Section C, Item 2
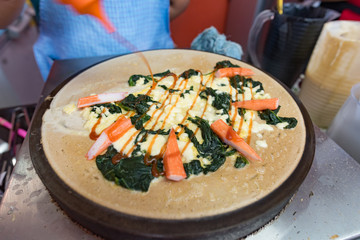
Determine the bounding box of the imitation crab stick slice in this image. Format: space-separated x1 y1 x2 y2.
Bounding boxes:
210 119 262 163
86 131 111 160
232 98 279 111
215 67 254 78
106 117 133 142
163 128 187 181
77 92 128 108
86 117 132 160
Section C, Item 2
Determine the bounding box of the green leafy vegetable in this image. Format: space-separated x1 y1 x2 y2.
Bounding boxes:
183 160 203 177
169 89 180 93
119 94 157 115
258 106 298 129
114 156 154 192
128 70 171 86
230 75 264 94
214 60 240 69
128 75 152 86
134 128 170 144
180 86 194 98
225 148 237 157
243 77 264 93
238 108 246 117
90 103 122 117
96 146 118 181
96 146 154 192
158 85 179 93
229 75 245 94
234 156 249 168
180 69 199 79
130 114 151 130
200 87 231 116
131 144 143 156
158 85 168 90
154 70 171 78
180 117 228 175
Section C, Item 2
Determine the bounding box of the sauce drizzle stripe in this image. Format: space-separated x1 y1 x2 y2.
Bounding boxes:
119 75 173 155
236 77 246 135
231 76 239 126
146 77 189 157
174 72 210 132
124 74 178 156
246 81 254 144
89 108 106 140
180 73 215 155
247 112 254 144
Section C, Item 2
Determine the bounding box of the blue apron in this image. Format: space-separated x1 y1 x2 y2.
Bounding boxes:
33 0 174 80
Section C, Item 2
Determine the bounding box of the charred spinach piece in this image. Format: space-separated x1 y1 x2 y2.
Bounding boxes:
180 117 227 176
243 77 264 93
130 114 151 130
90 103 122 117
158 84 168 90
154 70 171 78
234 156 249 168
96 146 154 192
134 128 170 145
114 156 154 192
180 86 194 98
230 75 264 94
184 160 203 177
128 70 171 86
180 69 200 79
258 106 298 129
214 60 240 69
200 87 231 116
96 146 118 181
238 108 246 117
230 75 245 94
119 94 157 115
128 74 152 86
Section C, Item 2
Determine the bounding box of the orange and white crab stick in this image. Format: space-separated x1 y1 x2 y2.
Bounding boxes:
215 67 254 78
232 98 279 111
77 92 128 108
163 128 187 181
210 119 262 163
86 116 132 160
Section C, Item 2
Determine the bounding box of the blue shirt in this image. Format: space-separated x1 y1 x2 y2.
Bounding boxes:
33 0 174 80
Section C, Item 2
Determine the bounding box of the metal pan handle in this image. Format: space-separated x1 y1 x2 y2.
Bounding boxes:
247 10 274 68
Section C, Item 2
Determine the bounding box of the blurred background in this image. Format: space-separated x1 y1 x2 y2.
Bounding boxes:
0 0 302 109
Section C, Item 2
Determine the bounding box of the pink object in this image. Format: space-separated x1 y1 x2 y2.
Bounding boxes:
0 117 27 138
77 92 128 108
86 131 111 160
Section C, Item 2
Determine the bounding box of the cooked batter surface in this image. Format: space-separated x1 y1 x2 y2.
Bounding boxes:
41 50 305 219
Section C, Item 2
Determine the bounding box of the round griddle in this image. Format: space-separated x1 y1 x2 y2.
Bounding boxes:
29 49 315 239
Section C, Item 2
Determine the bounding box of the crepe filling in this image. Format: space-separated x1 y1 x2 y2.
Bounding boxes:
77 60 298 192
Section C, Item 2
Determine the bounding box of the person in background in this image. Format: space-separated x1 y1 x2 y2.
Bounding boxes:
0 0 189 81
0 0 26 28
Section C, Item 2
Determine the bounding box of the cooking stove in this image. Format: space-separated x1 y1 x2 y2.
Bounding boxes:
0 104 35 198
0 56 359 239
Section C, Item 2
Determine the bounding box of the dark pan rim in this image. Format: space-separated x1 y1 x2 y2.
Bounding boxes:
29 49 315 239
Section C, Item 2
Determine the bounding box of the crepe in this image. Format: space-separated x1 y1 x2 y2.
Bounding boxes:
41 50 306 219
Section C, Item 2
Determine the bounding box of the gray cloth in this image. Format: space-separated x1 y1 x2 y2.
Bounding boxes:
191 26 243 60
